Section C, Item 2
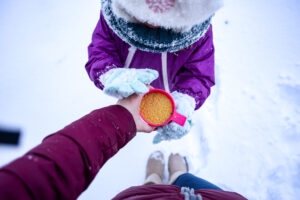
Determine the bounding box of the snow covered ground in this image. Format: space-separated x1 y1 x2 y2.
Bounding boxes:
0 0 299 199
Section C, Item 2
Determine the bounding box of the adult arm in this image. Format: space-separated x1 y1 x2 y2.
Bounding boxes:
0 105 137 200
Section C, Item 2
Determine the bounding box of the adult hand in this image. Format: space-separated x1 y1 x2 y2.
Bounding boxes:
117 93 155 133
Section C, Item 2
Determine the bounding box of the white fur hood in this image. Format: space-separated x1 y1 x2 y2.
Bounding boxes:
112 0 223 32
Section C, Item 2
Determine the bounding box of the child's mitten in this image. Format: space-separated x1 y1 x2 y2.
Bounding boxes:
153 91 196 144
100 68 158 99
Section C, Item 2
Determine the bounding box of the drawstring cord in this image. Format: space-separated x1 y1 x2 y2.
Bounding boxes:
124 46 137 68
124 46 170 92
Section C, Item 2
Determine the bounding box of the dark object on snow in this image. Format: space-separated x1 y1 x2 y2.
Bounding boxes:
0 127 21 145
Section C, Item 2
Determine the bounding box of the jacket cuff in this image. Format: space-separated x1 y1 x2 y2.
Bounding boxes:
94 64 117 90
176 88 207 110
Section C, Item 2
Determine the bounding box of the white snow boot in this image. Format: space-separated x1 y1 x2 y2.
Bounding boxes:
144 151 165 185
168 153 188 184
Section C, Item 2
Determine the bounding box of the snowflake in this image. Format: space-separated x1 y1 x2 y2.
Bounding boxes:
146 0 175 13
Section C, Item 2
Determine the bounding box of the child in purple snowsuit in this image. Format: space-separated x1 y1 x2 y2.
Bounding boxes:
85 0 223 143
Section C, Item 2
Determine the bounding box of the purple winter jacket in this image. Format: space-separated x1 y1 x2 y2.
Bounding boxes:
85 13 215 110
0 105 246 200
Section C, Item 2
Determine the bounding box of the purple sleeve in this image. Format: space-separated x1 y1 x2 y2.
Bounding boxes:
173 26 215 110
0 105 136 200
85 13 124 89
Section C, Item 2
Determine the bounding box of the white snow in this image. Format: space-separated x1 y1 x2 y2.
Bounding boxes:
0 0 299 199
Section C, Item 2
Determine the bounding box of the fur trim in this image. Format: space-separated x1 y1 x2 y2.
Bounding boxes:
101 0 212 53
144 173 163 185
169 171 186 184
112 0 223 32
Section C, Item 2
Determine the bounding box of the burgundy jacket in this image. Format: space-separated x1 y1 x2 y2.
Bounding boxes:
0 105 246 200
85 13 215 109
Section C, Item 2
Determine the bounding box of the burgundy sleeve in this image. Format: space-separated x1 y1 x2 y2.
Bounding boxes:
0 105 136 200
173 25 215 110
198 189 248 200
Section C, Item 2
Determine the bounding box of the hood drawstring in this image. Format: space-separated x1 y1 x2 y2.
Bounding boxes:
124 46 137 68
124 47 170 92
161 52 170 93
